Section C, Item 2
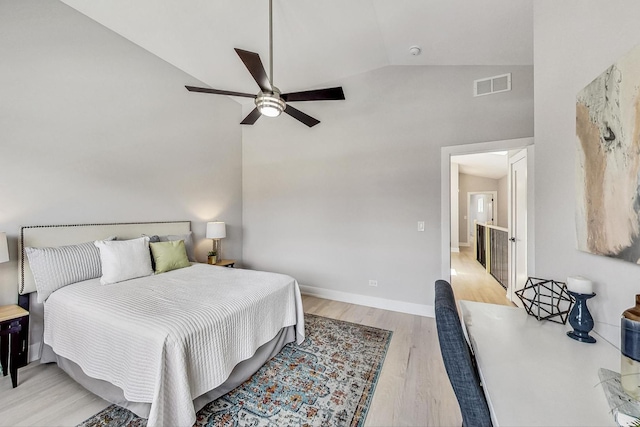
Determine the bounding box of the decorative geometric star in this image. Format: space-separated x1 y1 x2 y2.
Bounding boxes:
515 277 574 324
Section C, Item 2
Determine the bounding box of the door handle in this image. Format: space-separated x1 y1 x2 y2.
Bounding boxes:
509 237 516 242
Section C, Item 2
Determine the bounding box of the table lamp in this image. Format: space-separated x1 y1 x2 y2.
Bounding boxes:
206 222 226 262
0 232 8 264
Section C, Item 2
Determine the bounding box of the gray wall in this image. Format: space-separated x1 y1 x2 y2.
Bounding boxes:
534 0 640 345
243 65 533 307
458 173 504 245
0 1 243 306
497 175 508 229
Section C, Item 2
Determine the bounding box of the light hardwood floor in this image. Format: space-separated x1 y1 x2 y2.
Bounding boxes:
0 296 463 427
451 246 513 306
303 296 461 427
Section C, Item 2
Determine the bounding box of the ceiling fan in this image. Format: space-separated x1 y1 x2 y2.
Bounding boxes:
185 0 345 128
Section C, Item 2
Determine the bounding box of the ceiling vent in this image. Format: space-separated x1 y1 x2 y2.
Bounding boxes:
474 73 511 97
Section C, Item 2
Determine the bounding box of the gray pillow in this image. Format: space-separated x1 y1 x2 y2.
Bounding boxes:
158 232 195 262
25 239 112 302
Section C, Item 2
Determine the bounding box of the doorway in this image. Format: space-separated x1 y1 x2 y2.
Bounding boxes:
440 138 534 305
467 191 497 244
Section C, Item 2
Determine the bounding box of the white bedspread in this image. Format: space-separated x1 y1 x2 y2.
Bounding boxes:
43 264 305 427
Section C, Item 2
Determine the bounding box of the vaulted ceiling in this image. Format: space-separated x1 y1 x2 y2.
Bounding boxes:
60 0 533 95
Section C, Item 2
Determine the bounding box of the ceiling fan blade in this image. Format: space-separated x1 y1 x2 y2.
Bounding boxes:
240 108 262 125
185 86 256 98
234 48 272 93
281 87 345 102
284 105 320 127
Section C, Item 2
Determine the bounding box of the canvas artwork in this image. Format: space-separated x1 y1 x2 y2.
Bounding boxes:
576 44 640 263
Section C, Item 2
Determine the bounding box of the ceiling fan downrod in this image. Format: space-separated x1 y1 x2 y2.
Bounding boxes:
255 0 284 117
269 0 274 89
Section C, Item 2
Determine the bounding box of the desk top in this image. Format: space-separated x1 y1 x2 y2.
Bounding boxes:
459 300 618 427
0 305 29 323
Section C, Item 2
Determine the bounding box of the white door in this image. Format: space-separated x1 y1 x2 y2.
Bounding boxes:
508 150 527 304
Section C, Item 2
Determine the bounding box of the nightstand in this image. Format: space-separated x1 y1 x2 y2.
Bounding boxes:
0 304 29 388
215 259 235 268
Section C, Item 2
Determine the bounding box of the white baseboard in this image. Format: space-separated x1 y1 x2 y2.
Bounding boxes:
451 247 460 253
299 285 434 318
459 242 470 247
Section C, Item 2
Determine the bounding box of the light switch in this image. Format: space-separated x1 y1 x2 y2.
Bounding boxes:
418 221 425 232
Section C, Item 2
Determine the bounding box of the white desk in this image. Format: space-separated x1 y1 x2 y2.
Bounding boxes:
459 300 619 426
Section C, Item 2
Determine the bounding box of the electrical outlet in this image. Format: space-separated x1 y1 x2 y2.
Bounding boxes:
418 221 425 232
369 279 378 287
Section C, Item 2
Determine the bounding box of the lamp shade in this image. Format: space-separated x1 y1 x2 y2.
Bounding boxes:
0 232 9 264
206 222 226 239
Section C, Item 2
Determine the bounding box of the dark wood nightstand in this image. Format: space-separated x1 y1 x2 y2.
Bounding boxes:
214 259 235 268
0 304 29 388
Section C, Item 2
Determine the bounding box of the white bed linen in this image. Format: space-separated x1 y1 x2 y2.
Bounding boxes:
43 264 305 427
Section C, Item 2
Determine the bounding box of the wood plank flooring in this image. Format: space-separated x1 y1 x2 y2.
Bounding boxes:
0 255 509 427
451 246 513 306
303 296 461 427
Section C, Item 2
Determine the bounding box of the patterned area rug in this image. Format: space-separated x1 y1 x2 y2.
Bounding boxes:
77 313 392 427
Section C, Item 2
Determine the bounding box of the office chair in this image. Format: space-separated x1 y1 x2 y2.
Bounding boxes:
435 279 492 427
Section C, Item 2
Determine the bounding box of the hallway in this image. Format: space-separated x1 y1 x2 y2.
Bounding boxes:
451 246 513 306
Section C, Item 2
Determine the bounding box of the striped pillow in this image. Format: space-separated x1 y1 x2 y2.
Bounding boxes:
26 240 109 302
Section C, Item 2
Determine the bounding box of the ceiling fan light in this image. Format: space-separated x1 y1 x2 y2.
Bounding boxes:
255 92 286 117
259 104 282 117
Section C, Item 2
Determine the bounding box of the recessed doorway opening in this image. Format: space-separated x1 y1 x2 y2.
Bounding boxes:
441 138 534 306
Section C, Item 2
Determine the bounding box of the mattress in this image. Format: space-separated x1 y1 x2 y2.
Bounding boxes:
43 264 305 427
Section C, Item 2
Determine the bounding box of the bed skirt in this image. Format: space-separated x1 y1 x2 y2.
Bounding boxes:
41 325 296 419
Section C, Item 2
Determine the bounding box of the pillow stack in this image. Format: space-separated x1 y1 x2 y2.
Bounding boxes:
26 231 195 302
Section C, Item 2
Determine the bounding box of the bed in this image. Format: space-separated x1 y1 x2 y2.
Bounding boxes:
18 221 305 427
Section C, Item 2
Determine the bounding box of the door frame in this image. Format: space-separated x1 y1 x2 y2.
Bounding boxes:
441 137 535 281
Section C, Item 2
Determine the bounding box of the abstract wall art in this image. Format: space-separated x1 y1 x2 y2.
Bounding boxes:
576 44 640 263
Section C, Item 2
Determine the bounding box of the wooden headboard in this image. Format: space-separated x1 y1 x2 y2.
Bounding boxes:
19 221 191 295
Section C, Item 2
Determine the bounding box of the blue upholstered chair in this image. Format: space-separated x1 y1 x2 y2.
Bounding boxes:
435 279 492 427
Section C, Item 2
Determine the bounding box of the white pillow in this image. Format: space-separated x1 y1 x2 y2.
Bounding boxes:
26 240 108 302
94 236 153 285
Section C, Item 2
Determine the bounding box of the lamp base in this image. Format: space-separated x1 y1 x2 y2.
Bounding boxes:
566 330 596 343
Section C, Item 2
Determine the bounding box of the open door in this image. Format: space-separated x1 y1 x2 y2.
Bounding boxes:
508 149 527 305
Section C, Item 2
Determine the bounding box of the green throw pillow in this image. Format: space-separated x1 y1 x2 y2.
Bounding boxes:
150 240 191 274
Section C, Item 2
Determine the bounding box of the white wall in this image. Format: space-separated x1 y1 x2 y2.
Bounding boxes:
243 64 533 311
0 1 243 306
534 0 640 345
497 175 508 229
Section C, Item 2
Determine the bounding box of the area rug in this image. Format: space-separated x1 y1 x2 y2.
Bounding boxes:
77 313 392 427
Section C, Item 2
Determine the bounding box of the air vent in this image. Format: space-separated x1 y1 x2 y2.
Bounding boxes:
474 73 512 97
